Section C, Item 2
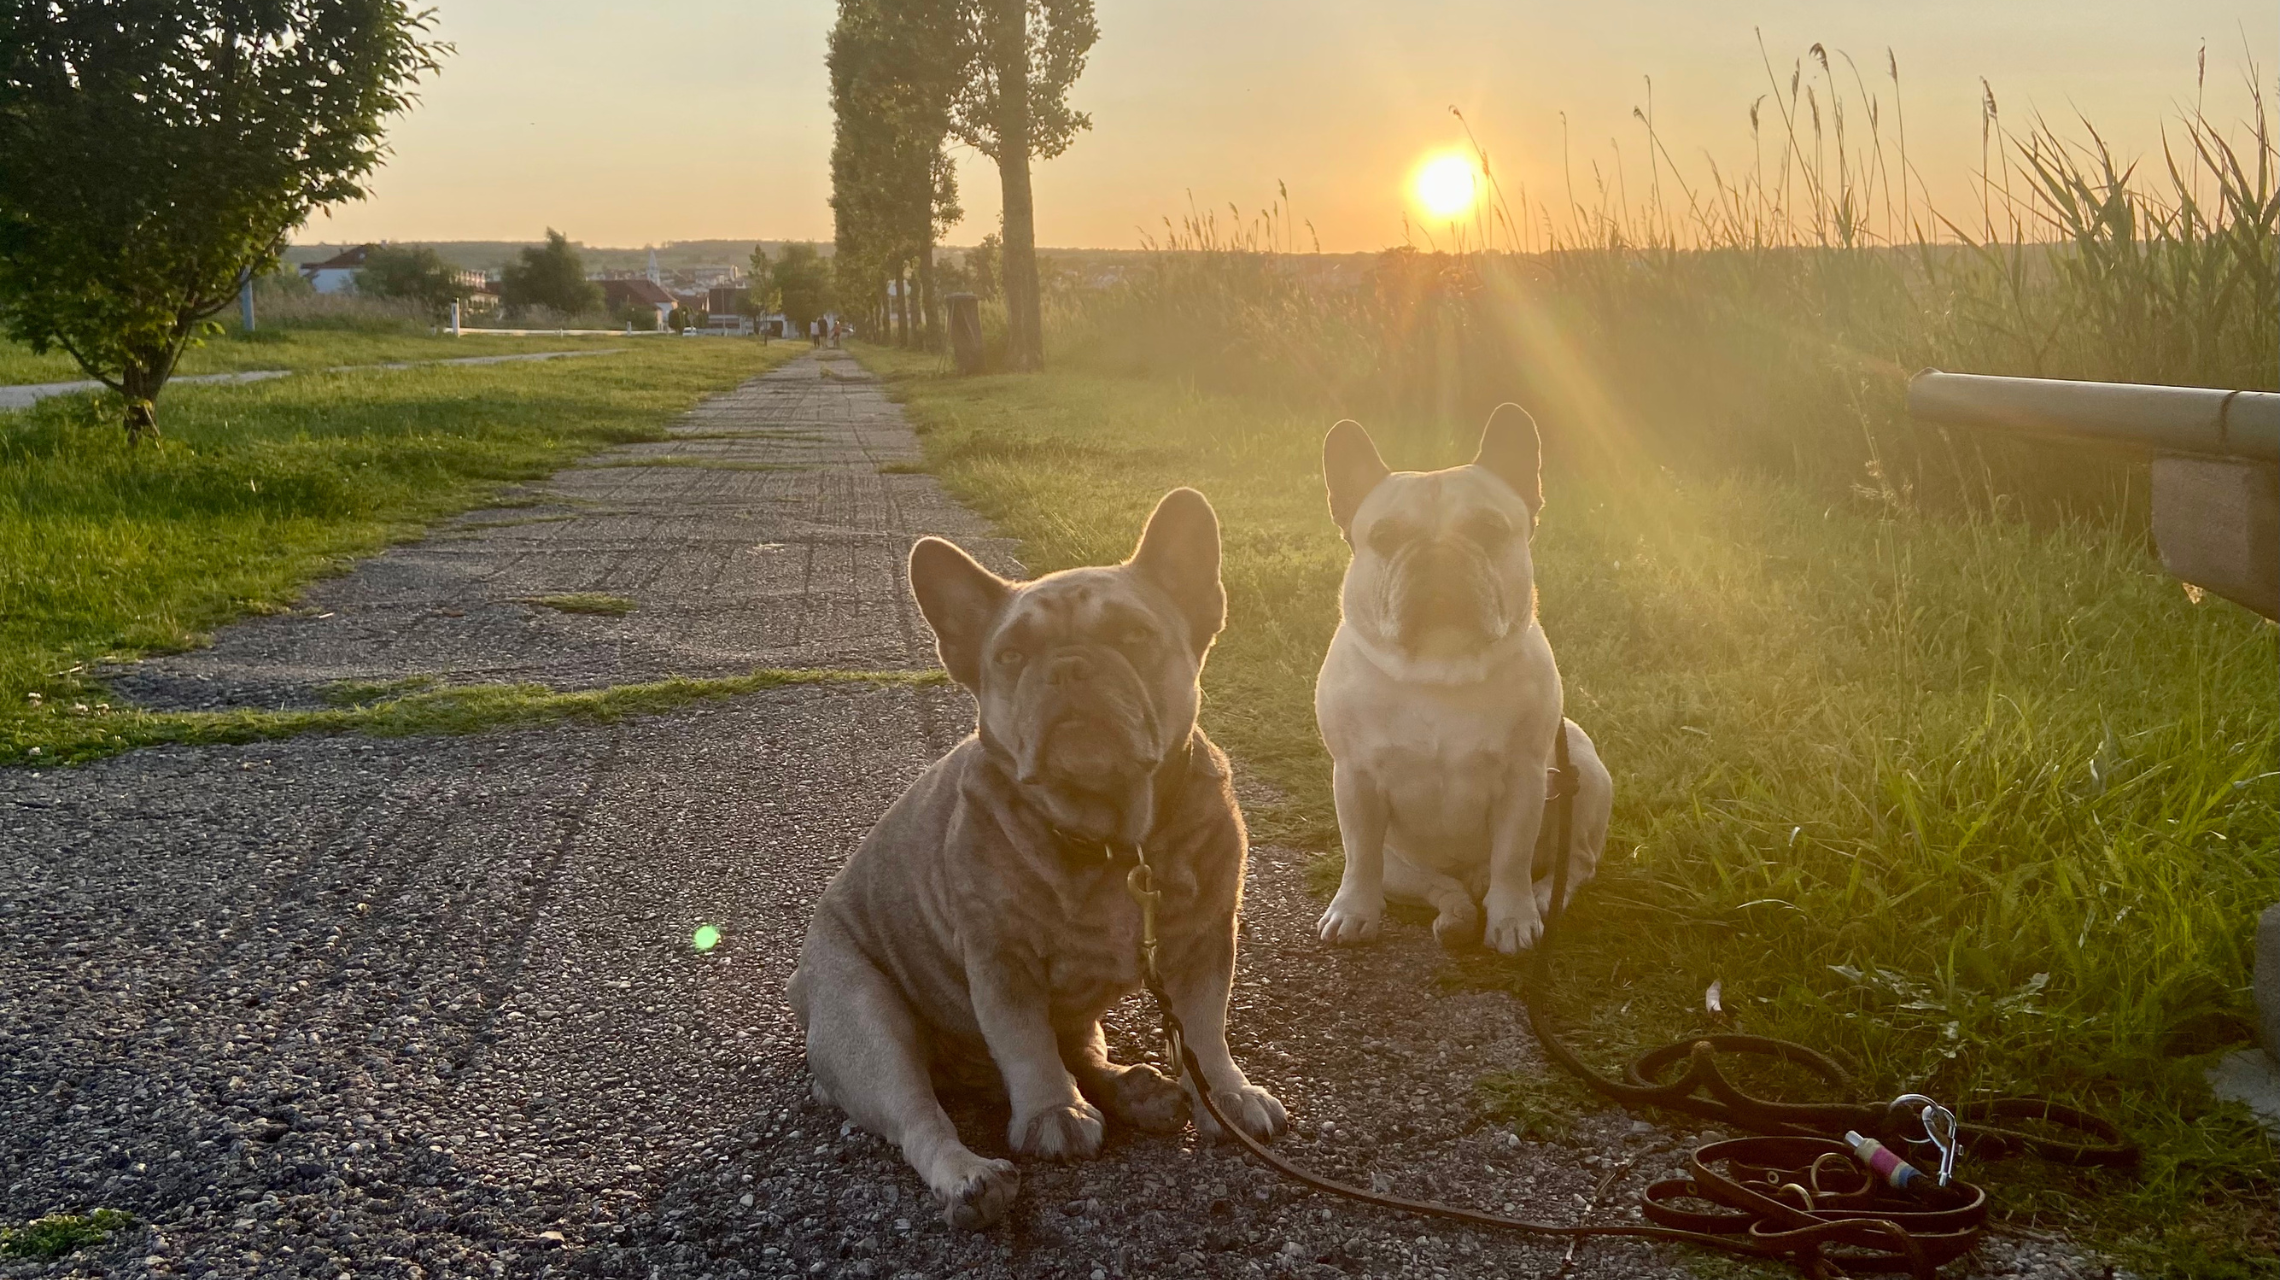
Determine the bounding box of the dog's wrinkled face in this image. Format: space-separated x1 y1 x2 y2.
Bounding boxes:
1324 404 1542 662
909 489 1224 844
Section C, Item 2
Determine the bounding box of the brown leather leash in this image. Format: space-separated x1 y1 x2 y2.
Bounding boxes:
1123 721 2137 1279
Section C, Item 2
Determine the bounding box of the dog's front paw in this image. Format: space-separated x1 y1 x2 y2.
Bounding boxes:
1316 892 1384 945
1011 1101 1105 1160
1194 1083 1287 1143
937 1156 1020 1230
1101 1062 1189 1133
1482 890 1544 955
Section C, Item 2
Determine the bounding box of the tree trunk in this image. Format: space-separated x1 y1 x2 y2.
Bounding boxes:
995 0 1043 371
896 266 912 347
119 349 176 444
918 240 939 354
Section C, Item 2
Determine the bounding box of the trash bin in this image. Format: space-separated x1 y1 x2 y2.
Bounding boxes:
946 292 983 375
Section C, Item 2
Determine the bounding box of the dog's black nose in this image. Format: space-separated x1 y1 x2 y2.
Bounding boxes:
1046 652 1094 686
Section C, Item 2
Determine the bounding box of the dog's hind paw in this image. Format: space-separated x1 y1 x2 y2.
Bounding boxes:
1011 1101 1105 1160
938 1157 1020 1230
1431 901 1483 951
1101 1062 1189 1133
1195 1084 1287 1143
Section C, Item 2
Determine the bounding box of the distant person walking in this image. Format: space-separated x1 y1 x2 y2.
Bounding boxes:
808 319 820 346
829 319 842 348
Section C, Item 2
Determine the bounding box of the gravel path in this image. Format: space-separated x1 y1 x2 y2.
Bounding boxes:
4 351 2110 1279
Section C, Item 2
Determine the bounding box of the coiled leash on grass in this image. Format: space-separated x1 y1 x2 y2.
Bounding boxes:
1126 721 2138 1280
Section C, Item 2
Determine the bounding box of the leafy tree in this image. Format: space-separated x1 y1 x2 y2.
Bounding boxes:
499 230 600 317
949 0 1096 370
828 0 963 349
742 246 782 340
0 0 445 440
770 243 833 336
356 243 467 316
966 233 1001 300
745 245 783 319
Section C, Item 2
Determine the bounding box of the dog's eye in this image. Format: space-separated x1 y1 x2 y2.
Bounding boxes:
993 648 1025 668
1462 511 1513 546
1116 625 1155 648
1366 518 1414 556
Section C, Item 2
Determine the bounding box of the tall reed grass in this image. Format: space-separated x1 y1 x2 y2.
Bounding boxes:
1053 44 2279 511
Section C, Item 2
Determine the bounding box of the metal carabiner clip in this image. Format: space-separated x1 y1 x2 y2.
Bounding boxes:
1891 1093 1960 1187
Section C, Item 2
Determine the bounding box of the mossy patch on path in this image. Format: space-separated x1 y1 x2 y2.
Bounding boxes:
8 668 944 767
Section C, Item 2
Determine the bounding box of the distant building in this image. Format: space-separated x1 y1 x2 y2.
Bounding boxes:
299 245 371 294
597 278 676 331
459 271 500 314
707 286 750 316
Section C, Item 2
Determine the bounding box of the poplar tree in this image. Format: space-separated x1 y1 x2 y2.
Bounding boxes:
949 0 1095 371
828 0 963 349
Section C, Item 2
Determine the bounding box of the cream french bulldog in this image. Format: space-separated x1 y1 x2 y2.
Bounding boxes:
788 489 1285 1231
1313 404 1614 955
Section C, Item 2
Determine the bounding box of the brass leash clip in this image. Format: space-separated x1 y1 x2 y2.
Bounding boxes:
1123 844 1184 1079
1125 852 1162 985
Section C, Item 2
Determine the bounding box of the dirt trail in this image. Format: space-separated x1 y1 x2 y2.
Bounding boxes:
2 351 2100 1280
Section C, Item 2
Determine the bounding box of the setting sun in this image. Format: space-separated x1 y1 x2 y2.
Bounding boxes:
1413 152 1479 220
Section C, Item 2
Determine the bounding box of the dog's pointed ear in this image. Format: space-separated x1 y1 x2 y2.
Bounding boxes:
1128 487 1224 653
1474 402 1542 519
909 536 1011 688
1324 419 1390 537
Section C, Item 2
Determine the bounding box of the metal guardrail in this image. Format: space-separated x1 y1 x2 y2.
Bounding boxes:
1906 369 2279 620
1908 371 2280 462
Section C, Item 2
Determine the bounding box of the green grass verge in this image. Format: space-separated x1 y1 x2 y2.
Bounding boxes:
853 342 2278 1274
10 669 945 767
0 327 648 386
1 337 797 756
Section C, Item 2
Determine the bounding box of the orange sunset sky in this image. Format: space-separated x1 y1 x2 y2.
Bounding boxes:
308 1 2278 251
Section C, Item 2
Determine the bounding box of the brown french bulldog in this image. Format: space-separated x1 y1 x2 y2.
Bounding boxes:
787 489 1285 1230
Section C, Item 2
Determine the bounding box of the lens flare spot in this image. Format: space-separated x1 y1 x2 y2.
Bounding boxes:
1414 153 1479 219
691 924 721 952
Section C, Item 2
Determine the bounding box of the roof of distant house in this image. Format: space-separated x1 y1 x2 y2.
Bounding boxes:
597 278 675 307
302 245 372 272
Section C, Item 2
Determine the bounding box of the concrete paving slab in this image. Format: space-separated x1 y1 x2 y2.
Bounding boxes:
2208 1049 2280 1135
107 353 1018 711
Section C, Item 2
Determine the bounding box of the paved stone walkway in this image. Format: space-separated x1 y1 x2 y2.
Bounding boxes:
1 352 2100 1280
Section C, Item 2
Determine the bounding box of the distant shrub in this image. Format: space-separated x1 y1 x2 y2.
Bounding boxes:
251 289 431 333
356 244 469 318
500 230 601 317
